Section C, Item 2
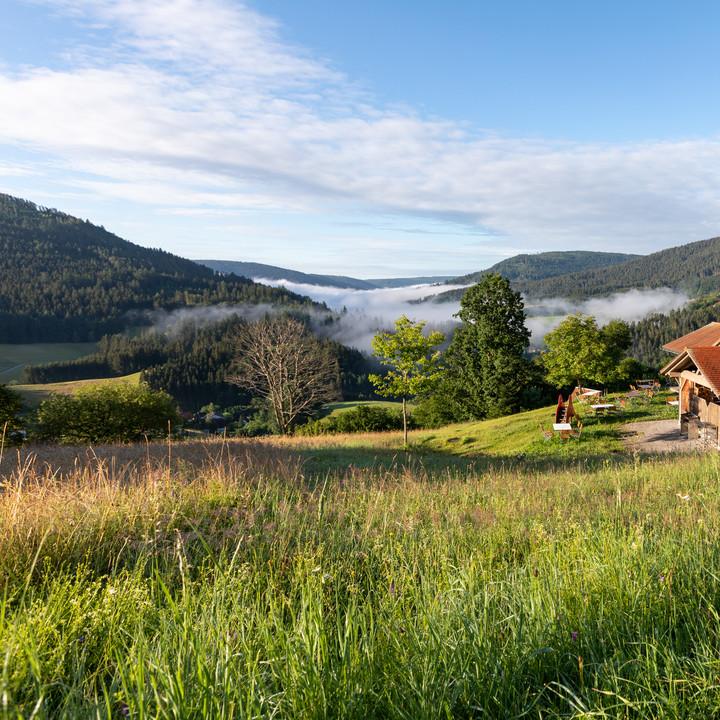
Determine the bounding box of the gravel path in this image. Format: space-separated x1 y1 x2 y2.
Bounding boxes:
621 419 703 454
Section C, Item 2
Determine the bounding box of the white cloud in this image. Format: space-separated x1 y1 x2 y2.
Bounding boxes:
3 0 720 259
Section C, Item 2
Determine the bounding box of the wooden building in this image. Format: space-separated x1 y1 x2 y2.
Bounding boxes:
660 323 720 444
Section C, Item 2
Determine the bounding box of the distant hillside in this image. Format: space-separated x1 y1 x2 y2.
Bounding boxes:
434 251 639 302
0 194 317 343
517 237 720 299
454 251 638 285
198 260 376 290
365 275 454 288
434 238 720 303
199 259 452 290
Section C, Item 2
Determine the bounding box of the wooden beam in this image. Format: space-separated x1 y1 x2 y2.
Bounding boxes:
680 370 715 392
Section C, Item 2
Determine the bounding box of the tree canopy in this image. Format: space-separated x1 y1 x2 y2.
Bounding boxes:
444 274 531 419
369 316 444 446
541 314 632 388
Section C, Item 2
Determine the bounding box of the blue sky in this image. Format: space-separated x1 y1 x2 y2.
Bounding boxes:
1 1 720 276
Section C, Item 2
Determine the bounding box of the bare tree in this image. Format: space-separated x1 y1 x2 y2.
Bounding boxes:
228 317 339 434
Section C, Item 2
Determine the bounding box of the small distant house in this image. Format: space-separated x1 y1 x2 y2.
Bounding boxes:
660 322 720 445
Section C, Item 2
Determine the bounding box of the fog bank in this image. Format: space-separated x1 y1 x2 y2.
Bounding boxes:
136 280 689 353
525 288 689 344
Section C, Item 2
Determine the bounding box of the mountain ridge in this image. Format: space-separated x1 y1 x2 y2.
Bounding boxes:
198 259 452 290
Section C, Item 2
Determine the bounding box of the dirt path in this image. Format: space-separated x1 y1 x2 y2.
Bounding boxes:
621 419 703 454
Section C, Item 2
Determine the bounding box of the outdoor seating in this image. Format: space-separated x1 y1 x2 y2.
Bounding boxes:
591 402 615 416
539 424 554 441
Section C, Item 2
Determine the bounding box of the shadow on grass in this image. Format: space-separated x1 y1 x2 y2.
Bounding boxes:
294 439 695 481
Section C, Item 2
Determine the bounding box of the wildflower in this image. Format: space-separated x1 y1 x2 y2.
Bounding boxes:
119 703 130 717
389 581 396 596
659 574 665 583
571 631 579 642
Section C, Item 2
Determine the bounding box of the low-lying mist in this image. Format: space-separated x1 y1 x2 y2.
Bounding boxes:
136 279 689 353
253 278 465 350
525 287 689 345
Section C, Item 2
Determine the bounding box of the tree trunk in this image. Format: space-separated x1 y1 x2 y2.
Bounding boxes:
402 397 408 448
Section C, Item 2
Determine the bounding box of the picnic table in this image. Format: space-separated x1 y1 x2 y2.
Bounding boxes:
591 403 615 415
553 422 573 439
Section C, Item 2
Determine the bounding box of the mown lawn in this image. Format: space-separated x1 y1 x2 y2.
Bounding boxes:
1 444 719 718
414 391 677 458
269 391 678 474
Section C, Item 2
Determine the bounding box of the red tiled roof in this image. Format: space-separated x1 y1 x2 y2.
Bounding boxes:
662 322 720 354
686 347 720 396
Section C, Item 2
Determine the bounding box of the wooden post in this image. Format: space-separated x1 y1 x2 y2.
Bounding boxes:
678 377 685 429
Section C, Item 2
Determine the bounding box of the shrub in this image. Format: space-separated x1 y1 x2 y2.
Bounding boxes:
33 382 180 444
0 384 23 442
297 405 408 436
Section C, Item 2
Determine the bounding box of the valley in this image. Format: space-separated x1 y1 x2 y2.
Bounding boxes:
2 192 720 718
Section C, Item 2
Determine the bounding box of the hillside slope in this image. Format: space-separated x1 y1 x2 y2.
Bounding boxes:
453 250 638 285
198 259 376 290
434 250 639 302
516 236 720 299
199 259 453 289
0 194 316 342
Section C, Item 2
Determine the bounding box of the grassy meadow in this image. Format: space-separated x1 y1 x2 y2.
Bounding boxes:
0 403 718 717
0 343 97 383
12 372 143 408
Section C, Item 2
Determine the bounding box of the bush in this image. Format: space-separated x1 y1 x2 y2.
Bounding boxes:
296 405 408 436
33 383 180 444
0 384 23 442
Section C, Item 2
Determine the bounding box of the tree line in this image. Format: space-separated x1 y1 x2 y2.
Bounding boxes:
24 314 376 410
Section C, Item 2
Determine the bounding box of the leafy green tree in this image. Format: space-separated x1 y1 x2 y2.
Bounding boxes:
33 382 179 444
445 274 531 419
369 316 444 447
541 314 632 388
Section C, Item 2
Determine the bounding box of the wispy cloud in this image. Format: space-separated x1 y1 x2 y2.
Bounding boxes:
2 0 720 259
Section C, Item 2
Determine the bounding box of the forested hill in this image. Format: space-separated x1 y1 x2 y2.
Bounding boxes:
518 236 720 300
453 251 638 285
198 260 377 290
199 259 453 290
433 250 639 302
0 194 318 343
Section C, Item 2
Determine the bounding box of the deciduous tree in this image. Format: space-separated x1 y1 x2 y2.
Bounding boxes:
228 317 339 434
541 314 632 388
369 316 444 447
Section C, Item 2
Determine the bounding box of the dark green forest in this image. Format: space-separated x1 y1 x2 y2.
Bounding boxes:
628 292 720 368
23 316 376 410
518 236 720 299
452 251 637 286
436 237 720 303
0 194 319 342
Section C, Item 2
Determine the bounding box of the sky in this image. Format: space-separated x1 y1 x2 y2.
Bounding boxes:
2 0 720 276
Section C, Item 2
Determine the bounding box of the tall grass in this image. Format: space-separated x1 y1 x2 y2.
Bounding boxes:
1 446 720 717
